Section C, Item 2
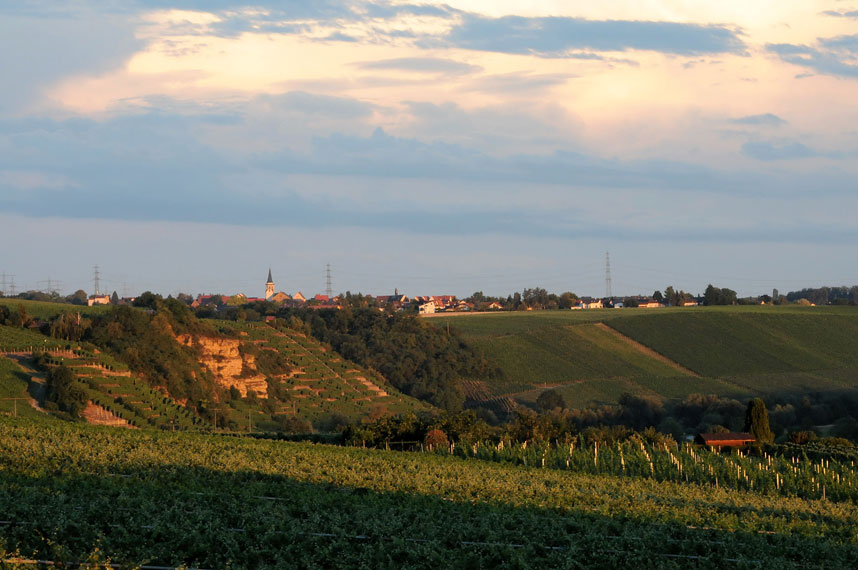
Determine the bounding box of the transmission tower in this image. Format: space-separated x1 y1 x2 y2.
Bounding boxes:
0 273 6 296
93 265 101 296
325 264 333 299
8 275 16 296
605 251 613 299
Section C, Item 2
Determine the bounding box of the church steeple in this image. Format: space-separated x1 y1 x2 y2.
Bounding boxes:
265 268 275 299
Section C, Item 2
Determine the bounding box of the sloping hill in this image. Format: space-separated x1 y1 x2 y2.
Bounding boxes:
0 300 430 431
446 306 858 410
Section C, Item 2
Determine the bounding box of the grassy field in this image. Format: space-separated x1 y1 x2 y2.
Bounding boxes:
1 418 857 568
0 297 113 320
443 306 858 408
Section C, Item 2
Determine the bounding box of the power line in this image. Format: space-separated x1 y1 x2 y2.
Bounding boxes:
92 265 101 296
605 251 613 299
325 264 333 299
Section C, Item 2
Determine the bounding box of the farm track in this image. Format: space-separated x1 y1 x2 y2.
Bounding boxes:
594 322 700 377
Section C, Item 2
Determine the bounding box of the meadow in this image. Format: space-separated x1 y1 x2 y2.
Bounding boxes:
1 418 857 569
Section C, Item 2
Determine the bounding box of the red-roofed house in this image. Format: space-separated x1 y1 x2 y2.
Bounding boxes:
695 432 756 448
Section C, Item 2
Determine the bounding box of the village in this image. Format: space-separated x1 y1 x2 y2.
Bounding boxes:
82 269 700 314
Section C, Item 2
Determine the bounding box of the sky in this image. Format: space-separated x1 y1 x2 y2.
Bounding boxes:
1 1 858 299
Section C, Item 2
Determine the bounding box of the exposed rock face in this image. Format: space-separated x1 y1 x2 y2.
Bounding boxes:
177 335 268 397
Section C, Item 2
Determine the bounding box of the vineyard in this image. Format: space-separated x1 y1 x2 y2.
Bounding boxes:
221 321 428 424
446 306 858 409
1 418 858 568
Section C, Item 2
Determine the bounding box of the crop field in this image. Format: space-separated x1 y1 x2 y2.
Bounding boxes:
1 419 858 568
445 306 858 408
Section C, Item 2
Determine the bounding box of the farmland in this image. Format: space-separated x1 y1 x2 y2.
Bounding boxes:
445 306 858 409
1 418 857 568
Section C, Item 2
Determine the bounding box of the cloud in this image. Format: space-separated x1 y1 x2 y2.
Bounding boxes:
442 14 746 57
821 9 858 19
729 113 786 126
768 36 858 79
465 72 574 94
258 91 375 119
0 10 142 112
742 141 815 160
355 57 481 75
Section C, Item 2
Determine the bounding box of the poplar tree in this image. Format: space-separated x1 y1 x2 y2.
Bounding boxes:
744 398 774 444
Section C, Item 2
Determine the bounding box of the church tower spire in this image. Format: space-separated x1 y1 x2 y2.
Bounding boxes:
265 268 275 300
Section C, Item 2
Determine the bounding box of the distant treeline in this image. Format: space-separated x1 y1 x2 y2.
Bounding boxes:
784 286 858 306
341 390 858 449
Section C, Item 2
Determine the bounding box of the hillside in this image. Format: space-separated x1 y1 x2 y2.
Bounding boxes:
0 299 429 430
443 305 858 412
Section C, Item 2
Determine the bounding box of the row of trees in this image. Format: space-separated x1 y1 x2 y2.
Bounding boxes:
525 389 858 443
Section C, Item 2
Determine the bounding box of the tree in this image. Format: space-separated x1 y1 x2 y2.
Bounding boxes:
744 398 774 444
664 286 677 307
69 290 88 306
45 365 88 418
111 291 120 305
536 389 565 412
13 304 30 328
652 290 664 303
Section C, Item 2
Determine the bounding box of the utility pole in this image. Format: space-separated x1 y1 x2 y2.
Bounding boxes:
1 398 28 417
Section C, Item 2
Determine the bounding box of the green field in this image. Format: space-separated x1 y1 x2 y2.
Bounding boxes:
0 298 114 320
1 418 857 568
443 306 858 408
0 358 52 420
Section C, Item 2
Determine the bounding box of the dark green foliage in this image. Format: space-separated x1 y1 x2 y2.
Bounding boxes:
279 308 496 411
535 388 565 412
84 304 215 404
49 312 90 341
744 398 774 444
703 284 737 305
44 364 87 418
254 347 292 377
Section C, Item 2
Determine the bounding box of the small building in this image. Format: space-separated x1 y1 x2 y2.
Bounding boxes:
418 301 436 314
292 291 306 303
87 294 110 307
695 432 756 449
269 292 292 304
487 301 503 310
431 295 457 310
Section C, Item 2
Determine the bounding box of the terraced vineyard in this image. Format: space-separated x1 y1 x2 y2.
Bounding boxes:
1 418 857 568
223 321 429 423
444 306 858 409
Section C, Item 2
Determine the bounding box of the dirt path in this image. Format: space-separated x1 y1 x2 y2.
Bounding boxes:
594 322 700 377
